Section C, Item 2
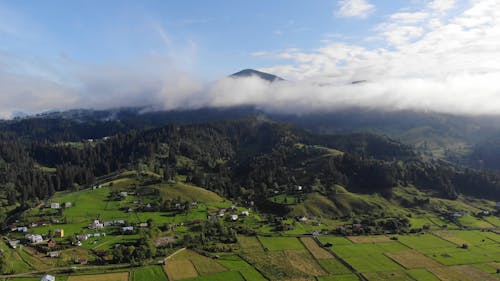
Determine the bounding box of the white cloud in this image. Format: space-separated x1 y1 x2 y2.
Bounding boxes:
335 0 375 18
390 12 429 23
428 0 456 12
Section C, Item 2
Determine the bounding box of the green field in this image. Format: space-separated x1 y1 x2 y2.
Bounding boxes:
133 266 168 281
257 236 305 251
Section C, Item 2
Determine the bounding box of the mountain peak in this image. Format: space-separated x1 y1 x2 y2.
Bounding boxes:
230 69 284 82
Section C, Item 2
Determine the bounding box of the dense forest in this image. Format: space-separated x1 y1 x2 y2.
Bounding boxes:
1 116 500 217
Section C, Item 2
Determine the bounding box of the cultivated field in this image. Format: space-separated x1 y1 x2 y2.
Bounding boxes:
66 272 129 281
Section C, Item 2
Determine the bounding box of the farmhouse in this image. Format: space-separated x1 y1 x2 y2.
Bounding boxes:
50 203 60 209
54 229 64 238
122 226 134 232
241 210 250 216
90 219 104 230
113 220 125 226
139 222 148 228
77 234 89 241
41 275 55 281
230 214 239 221
26 234 43 244
73 241 82 246
17 226 28 232
78 258 88 265
119 191 128 197
64 202 72 208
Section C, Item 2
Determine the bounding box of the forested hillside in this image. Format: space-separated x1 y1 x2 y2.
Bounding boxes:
1 117 500 219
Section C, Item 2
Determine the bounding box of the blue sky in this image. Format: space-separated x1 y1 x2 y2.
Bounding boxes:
1 0 416 78
0 0 499 117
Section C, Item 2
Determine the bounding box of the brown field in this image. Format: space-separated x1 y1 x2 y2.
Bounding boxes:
238 235 264 252
165 249 226 276
286 249 328 276
347 235 393 243
67 272 129 281
363 271 414 281
164 259 198 280
429 265 499 281
300 237 333 259
385 250 442 269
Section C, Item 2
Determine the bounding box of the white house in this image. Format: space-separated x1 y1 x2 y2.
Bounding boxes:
41 275 55 281
26 234 43 244
50 203 60 209
114 220 125 226
241 210 250 216
119 191 128 197
297 185 303 191
122 226 134 232
17 226 28 232
64 202 72 208
77 234 89 241
48 251 59 258
90 219 104 230
139 222 148 228
230 214 239 221
9 240 20 249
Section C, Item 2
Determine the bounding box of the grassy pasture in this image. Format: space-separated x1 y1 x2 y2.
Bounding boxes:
300 237 333 259
67 272 129 281
216 255 249 270
183 271 245 281
429 265 499 281
238 236 264 252
406 269 440 281
133 266 168 281
317 274 360 281
342 254 403 273
167 249 226 275
243 250 317 280
396 234 456 250
165 260 198 280
433 230 498 246
346 236 393 243
285 249 327 276
258 236 305 251
362 271 413 281
239 268 267 281
385 250 441 269
318 236 353 246
331 242 408 258
318 259 352 275
426 245 499 265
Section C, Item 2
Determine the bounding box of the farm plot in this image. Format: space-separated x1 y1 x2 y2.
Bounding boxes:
258 236 305 251
182 271 245 281
429 265 499 281
165 249 226 276
133 266 168 281
342 254 403 273
396 234 456 251
346 236 393 243
238 236 264 252
385 250 441 269
406 269 440 281
67 272 129 281
165 260 198 280
318 259 352 275
331 242 407 258
426 245 499 265
301 237 333 259
433 230 499 246
243 250 322 280
318 236 353 247
317 274 360 281
362 271 414 281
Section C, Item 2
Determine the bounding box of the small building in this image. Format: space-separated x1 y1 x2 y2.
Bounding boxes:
50 203 60 209
122 226 134 232
139 222 148 228
297 185 303 191
8 240 20 249
73 241 82 246
17 226 28 232
241 210 250 216
64 202 72 208
114 220 125 226
54 229 64 238
297 216 308 222
41 275 55 281
78 258 88 265
94 233 101 238
47 239 57 248
230 214 239 221
26 234 43 244
119 191 128 197
104 221 113 227
128 208 134 213
48 251 59 258
77 234 89 241
90 220 104 230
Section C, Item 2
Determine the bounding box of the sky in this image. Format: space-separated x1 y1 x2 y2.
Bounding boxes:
0 0 499 118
